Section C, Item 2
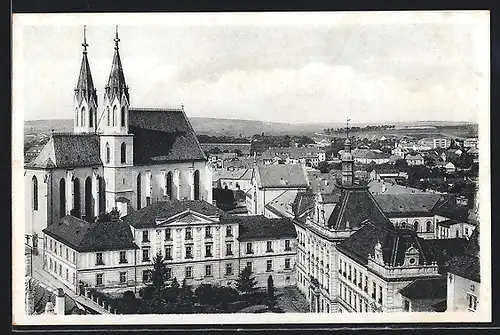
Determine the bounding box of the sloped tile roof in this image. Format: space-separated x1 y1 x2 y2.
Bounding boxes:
337 224 431 266
373 194 444 217
368 180 437 196
105 43 129 103
420 238 468 273
399 277 447 300
265 190 299 218
30 280 85 315
234 215 297 241
433 196 472 223
128 109 206 164
256 164 309 188
26 134 102 169
327 185 393 230
122 200 226 229
446 255 480 282
213 168 252 181
43 215 138 252
292 191 315 219
75 51 97 107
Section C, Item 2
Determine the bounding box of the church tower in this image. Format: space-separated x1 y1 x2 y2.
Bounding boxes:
98 26 134 214
74 26 98 134
341 118 354 186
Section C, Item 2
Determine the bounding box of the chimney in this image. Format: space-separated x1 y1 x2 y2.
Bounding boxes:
45 301 55 315
55 288 65 316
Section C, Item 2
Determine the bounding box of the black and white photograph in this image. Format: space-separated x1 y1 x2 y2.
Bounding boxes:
12 11 490 325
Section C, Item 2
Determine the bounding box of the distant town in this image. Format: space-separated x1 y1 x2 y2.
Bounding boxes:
23 26 480 317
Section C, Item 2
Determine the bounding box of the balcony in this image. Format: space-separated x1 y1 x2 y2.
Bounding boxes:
205 253 213 258
266 249 274 253
246 250 254 255
285 247 292 251
186 254 193 259
226 252 234 256
95 261 105 266
119 259 128 264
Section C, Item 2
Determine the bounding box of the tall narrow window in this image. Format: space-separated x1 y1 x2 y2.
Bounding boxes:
59 178 66 218
81 107 86 127
112 106 117 126
73 178 81 217
426 221 432 232
105 143 110 164
166 171 173 199
32 176 38 211
121 106 126 127
75 108 79 127
106 107 110 126
120 142 126 163
194 169 200 200
136 174 142 210
89 108 94 128
84 177 93 222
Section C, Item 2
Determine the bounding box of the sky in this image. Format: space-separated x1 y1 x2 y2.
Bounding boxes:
14 12 489 124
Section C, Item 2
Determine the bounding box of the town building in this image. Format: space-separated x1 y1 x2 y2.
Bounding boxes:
446 228 480 312
435 161 456 174
463 138 479 150
25 281 87 315
247 164 309 216
42 215 139 294
25 28 213 245
368 180 441 196
260 147 326 167
212 167 253 192
405 154 425 166
121 200 297 290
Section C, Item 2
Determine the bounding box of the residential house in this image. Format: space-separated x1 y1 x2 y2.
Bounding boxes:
247 164 309 216
463 138 479 150
435 162 456 174
406 154 424 166
25 281 87 315
213 167 253 192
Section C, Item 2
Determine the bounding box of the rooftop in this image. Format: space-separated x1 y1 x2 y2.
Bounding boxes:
121 200 226 229
43 215 139 252
368 180 437 196
373 193 445 216
399 277 447 300
233 215 297 241
256 164 309 189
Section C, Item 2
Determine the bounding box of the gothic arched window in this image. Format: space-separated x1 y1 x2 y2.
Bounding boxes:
32 176 38 211
426 221 432 232
137 174 142 210
59 178 66 218
89 108 94 128
75 108 79 127
113 106 117 126
121 106 126 127
413 221 419 232
166 171 173 199
106 107 110 126
73 178 81 217
194 169 201 200
120 142 126 164
81 107 86 127
105 143 110 164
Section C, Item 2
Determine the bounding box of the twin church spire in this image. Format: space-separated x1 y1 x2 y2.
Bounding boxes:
73 26 129 134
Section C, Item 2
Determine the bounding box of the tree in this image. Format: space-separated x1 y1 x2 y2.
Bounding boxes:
195 284 219 305
138 253 169 313
176 279 195 313
265 275 277 311
120 291 140 314
394 159 408 171
236 265 258 296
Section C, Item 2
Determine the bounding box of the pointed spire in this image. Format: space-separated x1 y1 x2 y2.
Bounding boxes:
114 25 120 50
75 25 97 107
82 25 88 53
106 25 129 103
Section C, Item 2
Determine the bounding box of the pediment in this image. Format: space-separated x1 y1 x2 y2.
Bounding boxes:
155 210 219 227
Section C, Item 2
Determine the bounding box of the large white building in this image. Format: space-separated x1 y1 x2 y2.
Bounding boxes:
25 28 213 244
41 200 297 294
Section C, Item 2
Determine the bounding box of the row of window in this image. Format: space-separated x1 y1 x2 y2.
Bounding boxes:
339 258 383 304
339 282 371 313
141 225 234 243
49 257 76 286
104 105 127 128
75 106 95 128
48 238 77 264
138 258 291 284
136 169 201 210
94 251 129 266
104 142 127 164
393 220 433 233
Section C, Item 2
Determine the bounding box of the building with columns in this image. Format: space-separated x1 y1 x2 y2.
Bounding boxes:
25 27 212 242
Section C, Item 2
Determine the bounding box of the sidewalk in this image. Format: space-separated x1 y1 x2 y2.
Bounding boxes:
31 252 110 314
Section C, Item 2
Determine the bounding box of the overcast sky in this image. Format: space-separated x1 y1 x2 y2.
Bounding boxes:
14 12 488 124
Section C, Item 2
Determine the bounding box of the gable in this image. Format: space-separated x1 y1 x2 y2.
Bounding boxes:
155 211 219 227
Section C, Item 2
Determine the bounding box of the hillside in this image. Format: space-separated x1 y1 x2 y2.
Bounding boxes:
24 118 478 139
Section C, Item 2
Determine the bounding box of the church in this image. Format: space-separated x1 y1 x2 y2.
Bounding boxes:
25 27 213 241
